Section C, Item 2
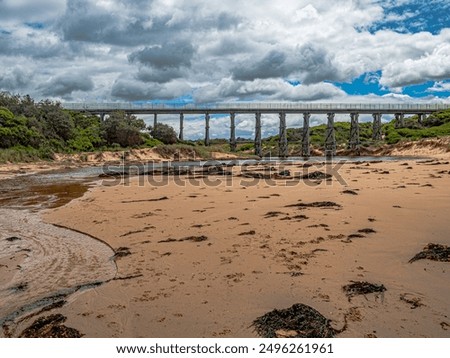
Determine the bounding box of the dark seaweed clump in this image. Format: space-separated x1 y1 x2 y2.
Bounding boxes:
342 281 386 300
409 243 450 263
300 171 332 180
113 247 131 259
252 303 341 338
19 314 82 338
285 201 342 209
5 236 21 242
158 235 208 243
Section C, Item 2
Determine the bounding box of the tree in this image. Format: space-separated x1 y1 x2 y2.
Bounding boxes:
0 107 42 148
67 112 104 151
101 111 145 147
149 123 178 144
38 100 74 142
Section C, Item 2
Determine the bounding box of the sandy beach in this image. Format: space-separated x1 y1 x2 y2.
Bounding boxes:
1 144 450 338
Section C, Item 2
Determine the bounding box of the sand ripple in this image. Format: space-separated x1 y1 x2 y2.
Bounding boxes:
0 209 117 325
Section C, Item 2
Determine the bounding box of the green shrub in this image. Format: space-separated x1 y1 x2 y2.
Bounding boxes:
0 145 53 163
148 123 178 144
144 138 164 147
238 143 254 151
68 136 95 152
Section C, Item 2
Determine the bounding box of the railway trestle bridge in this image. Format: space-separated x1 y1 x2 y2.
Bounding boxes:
62 102 450 157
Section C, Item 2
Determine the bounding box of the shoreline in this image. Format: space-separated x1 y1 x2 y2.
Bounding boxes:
1 136 449 181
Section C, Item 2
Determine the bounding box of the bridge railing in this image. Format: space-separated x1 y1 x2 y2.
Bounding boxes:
62 102 450 112
213 102 450 111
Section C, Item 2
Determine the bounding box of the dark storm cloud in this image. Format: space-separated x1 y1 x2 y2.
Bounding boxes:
0 67 31 90
231 43 342 84
206 37 257 56
232 50 290 81
39 73 94 97
61 15 167 47
59 1 241 47
111 80 161 101
136 67 183 83
295 43 341 84
59 0 158 46
111 77 190 101
129 42 195 69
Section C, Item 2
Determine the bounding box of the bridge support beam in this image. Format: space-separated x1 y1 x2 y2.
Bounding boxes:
372 113 382 140
418 113 425 125
255 112 262 157
395 113 404 128
325 113 336 157
279 112 288 158
153 113 157 129
230 113 236 152
204 112 210 146
179 113 184 141
302 112 311 157
349 113 360 150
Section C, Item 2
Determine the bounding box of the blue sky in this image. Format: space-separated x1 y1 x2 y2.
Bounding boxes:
369 0 450 35
0 0 450 138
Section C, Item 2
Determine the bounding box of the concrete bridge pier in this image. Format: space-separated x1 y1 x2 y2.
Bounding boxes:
99 113 106 122
325 113 336 157
153 113 157 129
230 113 236 152
204 112 210 146
349 113 360 150
179 113 184 141
395 113 405 128
255 112 262 157
372 113 382 140
279 112 288 158
302 112 311 157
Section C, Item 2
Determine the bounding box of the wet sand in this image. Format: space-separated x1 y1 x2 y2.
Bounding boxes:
0 209 116 336
1 152 450 338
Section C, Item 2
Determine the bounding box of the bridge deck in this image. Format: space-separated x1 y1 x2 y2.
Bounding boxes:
62 102 450 115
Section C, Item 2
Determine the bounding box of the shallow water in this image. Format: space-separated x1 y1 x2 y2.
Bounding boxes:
0 176 93 211
0 171 117 332
0 209 117 327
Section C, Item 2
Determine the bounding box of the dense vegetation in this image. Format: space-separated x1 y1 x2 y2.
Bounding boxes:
383 111 450 144
1 92 450 162
0 93 161 162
